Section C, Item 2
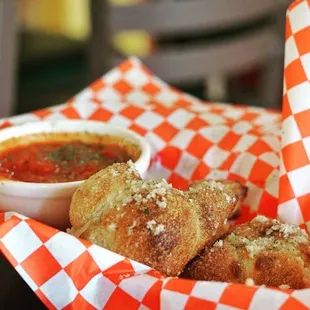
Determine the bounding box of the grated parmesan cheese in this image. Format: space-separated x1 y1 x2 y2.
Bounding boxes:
154 224 165 236
111 169 120 176
127 221 137 235
215 240 223 247
227 218 309 258
127 160 140 177
279 284 290 289
245 278 255 286
224 193 232 203
254 215 269 222
107 223 117 232
122 177 172 209
156 198 167 208
207 180 224 191
146 220 165 236
210 239 223 252
146 220 156 231
266 219 308 241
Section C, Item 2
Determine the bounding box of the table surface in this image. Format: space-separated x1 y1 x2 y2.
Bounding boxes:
0 254 46 309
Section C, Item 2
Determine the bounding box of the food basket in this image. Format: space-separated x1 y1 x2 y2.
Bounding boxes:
1 1 310 309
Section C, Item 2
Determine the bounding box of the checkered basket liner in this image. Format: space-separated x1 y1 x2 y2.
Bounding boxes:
1 1 310 308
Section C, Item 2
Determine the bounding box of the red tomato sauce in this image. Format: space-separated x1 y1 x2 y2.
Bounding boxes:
0 141 133 183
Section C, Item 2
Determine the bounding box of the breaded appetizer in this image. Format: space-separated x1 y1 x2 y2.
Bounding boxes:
68 162 237 276
182 215 310 289
189 179 247 219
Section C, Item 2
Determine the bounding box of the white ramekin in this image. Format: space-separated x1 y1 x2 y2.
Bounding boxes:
0 120 151 229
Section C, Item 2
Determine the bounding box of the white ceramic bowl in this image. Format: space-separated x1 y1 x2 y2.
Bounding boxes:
0 120 151 229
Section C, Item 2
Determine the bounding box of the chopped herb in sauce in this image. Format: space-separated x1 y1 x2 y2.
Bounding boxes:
46 144 105 167
0 140 133 183
143 208 151 215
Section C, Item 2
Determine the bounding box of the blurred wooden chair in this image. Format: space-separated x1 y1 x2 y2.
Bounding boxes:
0 0 18 117
89 0 287 108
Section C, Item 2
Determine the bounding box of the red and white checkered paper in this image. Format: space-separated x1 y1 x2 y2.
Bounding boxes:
279 0 310 228
1 1 310 308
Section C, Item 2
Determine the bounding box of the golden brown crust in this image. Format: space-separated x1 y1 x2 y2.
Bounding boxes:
185 183 236 250
69 162 141 229
68 163 237 277
81 189 200 276
182 215 310 289
189 180 247 219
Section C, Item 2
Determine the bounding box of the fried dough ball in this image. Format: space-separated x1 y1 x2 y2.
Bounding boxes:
182 215 310 289
68 162 237 276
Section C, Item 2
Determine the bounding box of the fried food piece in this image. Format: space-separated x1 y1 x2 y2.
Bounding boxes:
69 162 141 231
185 181 239 247
189 180 248 219
182 215 310 289
68 162 237 276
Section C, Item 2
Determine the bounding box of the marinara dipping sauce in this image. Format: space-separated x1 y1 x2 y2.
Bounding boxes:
0 132 141 183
